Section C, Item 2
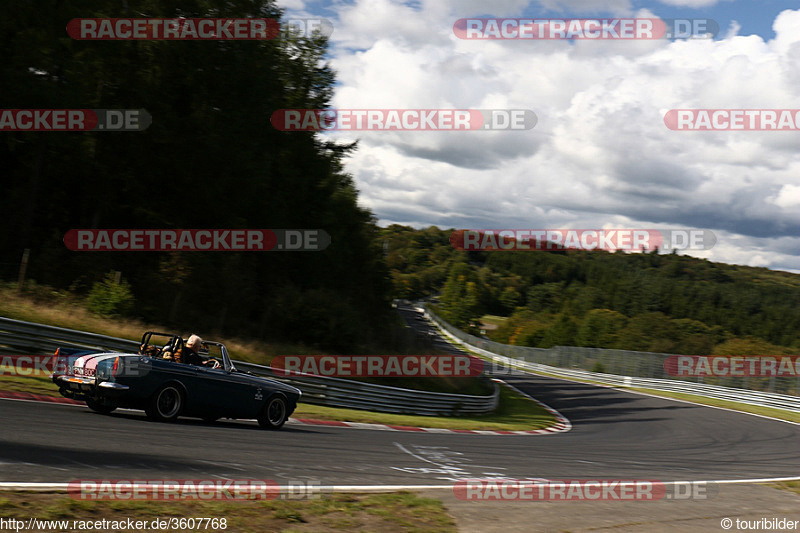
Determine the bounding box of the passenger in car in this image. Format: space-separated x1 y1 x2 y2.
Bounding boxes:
140 344 160 357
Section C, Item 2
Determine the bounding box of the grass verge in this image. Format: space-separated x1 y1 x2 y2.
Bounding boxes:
0 491 456 532
624 386 800 424
768 481 800 495
517 363 800 424
478 315 507 327
0 283 318 364
292 383 555 430
0 375 56 396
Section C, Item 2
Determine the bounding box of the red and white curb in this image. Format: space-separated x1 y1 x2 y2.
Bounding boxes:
288 417 568 435
0 388 571 436
289 379 571 435
0 389 81 405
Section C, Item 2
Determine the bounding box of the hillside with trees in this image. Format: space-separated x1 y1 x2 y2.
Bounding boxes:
1 0 391 351
381 225 800 355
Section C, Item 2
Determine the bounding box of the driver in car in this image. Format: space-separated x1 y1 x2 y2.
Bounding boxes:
183 334 221 369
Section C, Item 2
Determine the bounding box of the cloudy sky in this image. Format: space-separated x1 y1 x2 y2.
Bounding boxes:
276 0 800 273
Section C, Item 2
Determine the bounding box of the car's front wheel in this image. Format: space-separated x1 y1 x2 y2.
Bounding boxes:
257 395 288 430
145 384 184 422
86 398 116 414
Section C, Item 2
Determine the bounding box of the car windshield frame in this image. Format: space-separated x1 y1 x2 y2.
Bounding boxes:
197 340 236 373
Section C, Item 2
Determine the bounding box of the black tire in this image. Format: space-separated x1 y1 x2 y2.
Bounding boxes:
145 384 184 422
86 398 116 414
257 395 288 430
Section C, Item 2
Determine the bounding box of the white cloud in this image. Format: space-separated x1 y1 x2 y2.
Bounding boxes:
771 184 800 209
320 3 800 272
276 0 306 11
333 0 449 51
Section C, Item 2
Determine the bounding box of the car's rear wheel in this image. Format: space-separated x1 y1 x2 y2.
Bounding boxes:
257 395 288 430
145 384 184 422
86 398 116 414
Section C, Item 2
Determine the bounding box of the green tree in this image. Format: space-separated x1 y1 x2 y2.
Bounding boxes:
539 313 578 348
439 262 476 326
575 309 628 348
527 282 564 313
86 272 134 317
0 0 392 350
499 286 522 313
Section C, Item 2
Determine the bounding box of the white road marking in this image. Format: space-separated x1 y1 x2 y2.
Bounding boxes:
2 477 799 493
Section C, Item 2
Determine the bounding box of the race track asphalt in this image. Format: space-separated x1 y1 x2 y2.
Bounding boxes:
1 304 798 486
1 372 799 485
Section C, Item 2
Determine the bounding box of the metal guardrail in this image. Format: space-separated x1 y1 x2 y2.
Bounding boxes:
0 317 498 416
423 306 800 413
0 318 140 354
234 361 497 416
423 305 799 395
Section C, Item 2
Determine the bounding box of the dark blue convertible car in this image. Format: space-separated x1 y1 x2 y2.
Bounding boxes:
51 332 301 429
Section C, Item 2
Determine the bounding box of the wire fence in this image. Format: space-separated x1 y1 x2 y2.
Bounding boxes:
424 305 799 397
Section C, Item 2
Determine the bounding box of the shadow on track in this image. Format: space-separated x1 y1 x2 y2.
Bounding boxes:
505 375 694 424
92 409 324 434
0 440 207 471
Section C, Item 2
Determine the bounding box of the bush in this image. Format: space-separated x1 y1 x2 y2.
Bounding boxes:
86 272 134 317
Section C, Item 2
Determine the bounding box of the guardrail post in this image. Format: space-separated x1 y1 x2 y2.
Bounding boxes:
17 249 30 293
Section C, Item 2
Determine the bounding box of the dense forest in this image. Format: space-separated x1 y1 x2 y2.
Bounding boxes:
1 0 391 350
382 225 800 355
